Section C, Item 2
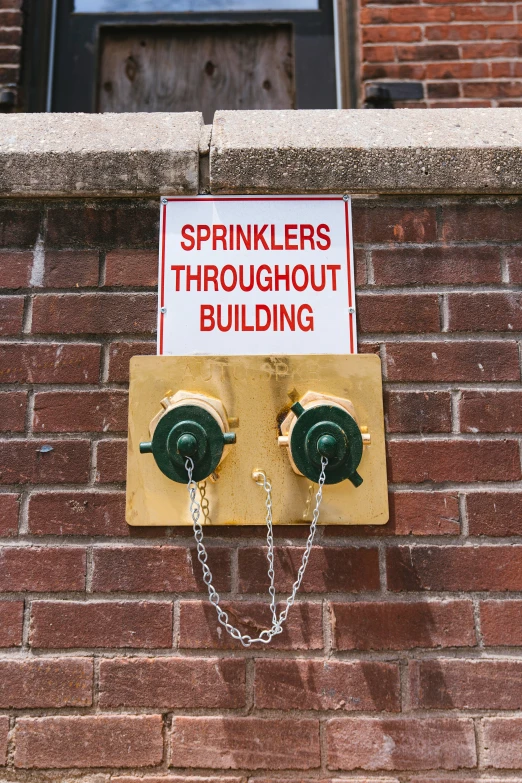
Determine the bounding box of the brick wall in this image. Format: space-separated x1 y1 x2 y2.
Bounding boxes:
1 195 522 778
360 0 522 108
0 0 21 110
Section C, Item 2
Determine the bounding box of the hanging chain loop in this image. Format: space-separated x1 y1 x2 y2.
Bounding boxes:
185 456 327 647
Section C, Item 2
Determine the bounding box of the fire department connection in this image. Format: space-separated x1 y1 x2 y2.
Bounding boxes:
126 196 388 647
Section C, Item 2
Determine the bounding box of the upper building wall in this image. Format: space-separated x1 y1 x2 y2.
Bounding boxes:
360 0 522 108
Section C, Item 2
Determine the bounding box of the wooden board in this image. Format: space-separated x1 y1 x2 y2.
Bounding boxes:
98 24 295 121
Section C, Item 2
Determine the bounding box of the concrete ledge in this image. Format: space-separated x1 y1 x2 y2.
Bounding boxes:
1 109 522 197
0 112 203 197
210 108 522 195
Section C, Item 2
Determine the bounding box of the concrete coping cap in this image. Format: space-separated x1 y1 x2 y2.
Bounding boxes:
0 112 203 197
210 108 522 195
0 108 521 196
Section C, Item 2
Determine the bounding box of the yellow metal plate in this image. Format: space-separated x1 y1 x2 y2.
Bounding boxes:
126 355 389 526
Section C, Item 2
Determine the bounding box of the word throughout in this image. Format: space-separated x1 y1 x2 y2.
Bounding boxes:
173 221 345 333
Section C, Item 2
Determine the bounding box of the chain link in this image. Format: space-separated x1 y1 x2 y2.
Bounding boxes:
185 456 328 647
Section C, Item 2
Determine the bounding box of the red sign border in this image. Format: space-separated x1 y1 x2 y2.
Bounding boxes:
158 195 355 355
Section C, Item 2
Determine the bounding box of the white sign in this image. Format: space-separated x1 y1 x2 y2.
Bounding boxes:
75 1 318 12
158 195 356 356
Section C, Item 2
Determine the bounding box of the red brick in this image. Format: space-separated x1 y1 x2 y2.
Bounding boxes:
96 439 127 482
0 439 90 485
171 717 320 770
0 9 21 23
427 82 458 98
0 716 7 765
397 44 459 61
353 247 367 286
387 439 521 484
179 600 323 650
372 246 501 286
32 293 156 335
456 5 514 22
33 390 128 433
467 492 522 536
0 295 24 335
427 62 489 79
363 6 452 24
0 343 101 383
442 202 522 241
409 659 522 710
0 547 85 591
0 493 19 536
387 545 522 591
28 491 128 536
0 64 19 81
385 390 451 433
357 293 440 333
238 546 379 593
0 251 32 288
426 24 486 41
255 659 400 711
105 250 158 287
461 41 518 58
107 340 155 382
30 601 173 649
0 45 19 65
358 340 381 355
441 83 477 102
385 341 520 382
331 600 475 651
482 718 522 769
93 546 231 593
460 391 522 433
387 491 460 535
363 45 395 62
363 25 422 43
99 657 245 708
448 293 522 332
0 208 40 248
464 81 522 99
0 391 26 431
0 601 22 646
0 658 92 708
430 100 492 109
15 715 163 769
363 63 426 80
45 204 158 248
42 250 99 288
480 600 522 645
114 779 245 783
506 246 522 282
492 61 522 78
352 205 437 243
326 717 476 771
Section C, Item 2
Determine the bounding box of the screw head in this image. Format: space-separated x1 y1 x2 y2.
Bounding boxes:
161 197 168 205
348 307 355 314
343 194 350 202
160 307 167 314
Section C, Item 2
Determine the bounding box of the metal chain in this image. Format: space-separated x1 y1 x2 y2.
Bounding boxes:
185 456 328 647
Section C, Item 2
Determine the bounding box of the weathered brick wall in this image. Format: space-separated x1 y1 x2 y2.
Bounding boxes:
0 0 21 110
1 194 522 778
360 0 522 107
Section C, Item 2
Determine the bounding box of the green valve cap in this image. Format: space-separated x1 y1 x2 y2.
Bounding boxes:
140 403 236 484
290 404 364 487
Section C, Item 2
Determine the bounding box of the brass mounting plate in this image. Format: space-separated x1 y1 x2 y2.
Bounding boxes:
126 355 388 526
